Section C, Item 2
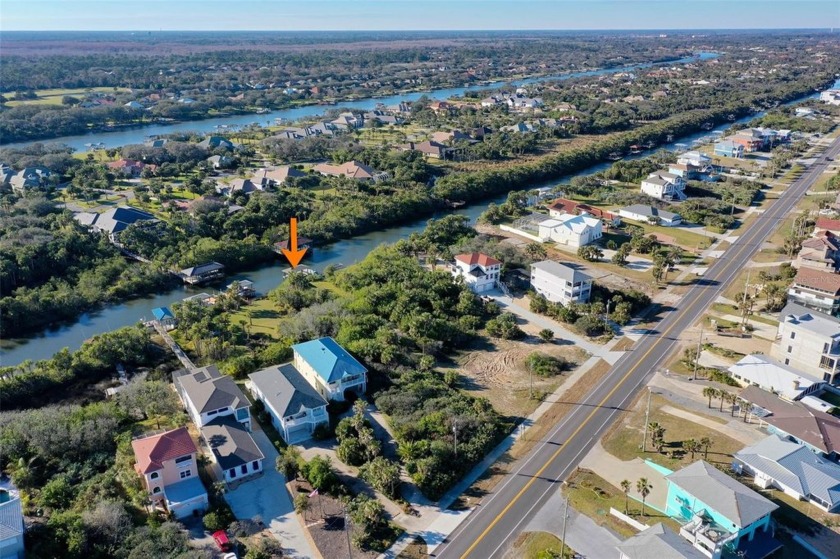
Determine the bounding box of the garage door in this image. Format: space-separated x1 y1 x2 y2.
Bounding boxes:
286 423 312 444
169 495 208 519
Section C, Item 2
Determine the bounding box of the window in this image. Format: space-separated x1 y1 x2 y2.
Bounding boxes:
175 455 192 465
825 343 831 354
785 359 790 366
820 356 836 371
153 486 161 494
252 461 260 471
241 464 248 475
229 468 237 479
180 470 192 479
824 373 832 382
150 472 160 480
207 410 218 416
236 408 249 421
790 332 796 339
787 345 793 353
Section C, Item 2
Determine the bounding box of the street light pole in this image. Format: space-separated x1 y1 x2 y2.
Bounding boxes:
453 421 458 458
344 505 353 559
641 387 652 452
604 299 611 332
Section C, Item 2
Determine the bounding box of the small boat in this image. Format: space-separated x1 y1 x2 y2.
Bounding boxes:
607 152 624 161
629 145 642 154
701 122 714 130
643 141 656 149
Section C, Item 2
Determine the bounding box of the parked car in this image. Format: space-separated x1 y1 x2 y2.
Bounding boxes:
213 530 231 552
223 554 238 559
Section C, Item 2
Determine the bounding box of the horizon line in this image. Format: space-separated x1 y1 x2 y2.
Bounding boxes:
0 27 836 33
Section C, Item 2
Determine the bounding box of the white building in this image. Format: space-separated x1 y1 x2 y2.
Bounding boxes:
820 89 840 106
0 488 24 559
537 212 602 248
291 337 367 402
677 151 711 169
249 364 329 444
641 172 686 201
451 252 502 293
530 260 593 305
770 303 840 384
728 354 825 401
173 365 252 430
617 523 706 559
734 434 840 513
619 204 682 227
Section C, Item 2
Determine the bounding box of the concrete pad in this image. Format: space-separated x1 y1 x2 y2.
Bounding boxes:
224 428 316 559
691 267 709 276
604 351 627 365
724 236 740 243
706 250 725 259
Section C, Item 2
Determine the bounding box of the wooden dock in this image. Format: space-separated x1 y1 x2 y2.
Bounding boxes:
150 320 197 371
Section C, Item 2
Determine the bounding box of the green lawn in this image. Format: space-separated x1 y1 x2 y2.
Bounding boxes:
513 531 575 559
229 298 282 338
620 221 710 250
5 87 131 106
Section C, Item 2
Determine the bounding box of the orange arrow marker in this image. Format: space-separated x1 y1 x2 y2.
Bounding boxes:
282 217 308 268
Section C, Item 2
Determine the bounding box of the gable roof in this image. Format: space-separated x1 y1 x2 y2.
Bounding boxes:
531 260 593 284
0 493 23 541
454 252 502 268
313 160 376 180
739 385 840 455
728 354 823 399
292 337 366 384
621 204 680 221
665 460 777 527
249 363 327 419
180 261 225 278
549 212 601 234
173 365 249 414
152 307 175 321
616 523 706 559
131 427 197 474
792 267 840 294
736 434 840 510
201 415 264 470
815 217 840 234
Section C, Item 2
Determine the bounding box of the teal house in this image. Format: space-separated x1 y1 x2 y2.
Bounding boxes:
292 337 367 401
665 461 780 559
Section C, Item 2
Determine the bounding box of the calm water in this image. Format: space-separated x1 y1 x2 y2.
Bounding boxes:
2 53 718 153
10 52 818 367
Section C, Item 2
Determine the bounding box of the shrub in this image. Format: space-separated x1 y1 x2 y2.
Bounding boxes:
486 312 524 339
527 352 569 377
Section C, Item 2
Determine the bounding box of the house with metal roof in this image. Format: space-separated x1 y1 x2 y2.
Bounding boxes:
728 354 825 402
619 204 682 227
152 306 176 330
530 260 593 305
179 261 225 285
248 364 329 444
537 212 603 248
665 461 780 559
734 434 840 513
291 337 367 401
617 523 706 559
74 205 157 243
0 487 24 559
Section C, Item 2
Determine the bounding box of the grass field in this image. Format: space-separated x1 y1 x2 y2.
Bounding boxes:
229 298 282 338
5 87 131 107
602 393 741 472
624 221 711 250
512 531 574 559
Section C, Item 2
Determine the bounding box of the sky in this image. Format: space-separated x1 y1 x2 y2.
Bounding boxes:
2 0 839 31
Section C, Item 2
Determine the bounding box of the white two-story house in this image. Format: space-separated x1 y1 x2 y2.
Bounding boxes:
249 364 329 444
0 486 24 559
770 303 840 385
530 260 593 305
451 252 502 293
641 171 686 201
538 212 602 248
173 366 263 484
131 427 209 519
292 338 367 402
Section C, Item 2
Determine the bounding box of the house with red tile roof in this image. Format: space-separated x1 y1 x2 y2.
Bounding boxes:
313 160 383 181
794 231 840 272
452 253 502 293
815 217 840 236
131 427 208 519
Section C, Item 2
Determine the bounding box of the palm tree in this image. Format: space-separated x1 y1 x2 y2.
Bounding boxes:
684 438 700 460
718 390 729 412
636 477 652 517
703 387 718 408
620 479 631 514
645 421 661 452
729 393 740 417
700 436 713 460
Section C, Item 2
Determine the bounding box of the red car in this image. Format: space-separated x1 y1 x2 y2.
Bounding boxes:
212 530 231 552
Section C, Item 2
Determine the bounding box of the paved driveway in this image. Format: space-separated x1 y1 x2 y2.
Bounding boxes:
224 428 318 559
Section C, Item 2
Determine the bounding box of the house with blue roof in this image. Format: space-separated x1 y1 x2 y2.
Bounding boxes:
291 337 367 401
734 434 840 513
152 306 176 330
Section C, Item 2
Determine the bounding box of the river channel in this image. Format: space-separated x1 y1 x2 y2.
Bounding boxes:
5 53 820 366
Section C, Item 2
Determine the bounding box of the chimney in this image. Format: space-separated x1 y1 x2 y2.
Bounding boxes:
793 379 801 391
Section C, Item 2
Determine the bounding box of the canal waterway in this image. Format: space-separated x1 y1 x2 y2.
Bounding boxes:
4 54 825 366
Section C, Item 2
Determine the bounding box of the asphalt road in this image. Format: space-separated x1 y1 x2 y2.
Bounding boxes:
436 136 840 559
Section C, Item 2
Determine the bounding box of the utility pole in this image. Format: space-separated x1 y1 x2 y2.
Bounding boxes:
344 505 353 559
741 269 752 328
641 387 652 451
693 321 705 381
604 299 611 332
560 483 570 559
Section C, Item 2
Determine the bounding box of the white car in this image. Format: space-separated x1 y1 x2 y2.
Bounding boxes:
223 554 237 559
